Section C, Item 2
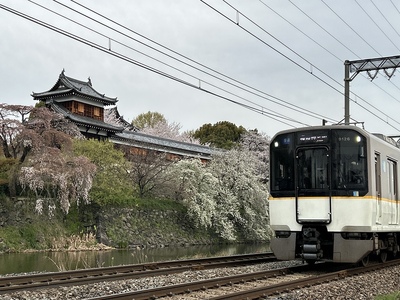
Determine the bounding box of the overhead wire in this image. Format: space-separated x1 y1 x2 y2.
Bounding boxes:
202 0 400 132
64 0 335 124
283 0 400 106
318 0 400 126
259 0 400 108
40 0 312 126
0 2 302 128
354 0 400 53
321 0 400 97
371 0 400 41
38 0 332 125
4 1 399 130
201 1 343 96
260 0 400 129
390 0 400 15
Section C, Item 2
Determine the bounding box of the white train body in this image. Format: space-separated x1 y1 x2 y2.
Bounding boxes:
269 125 400 263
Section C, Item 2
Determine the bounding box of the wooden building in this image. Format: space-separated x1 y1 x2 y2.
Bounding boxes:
32 70 211 160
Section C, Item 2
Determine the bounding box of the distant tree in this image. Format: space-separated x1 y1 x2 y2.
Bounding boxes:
0 103 33 159
193 121 246 149
132 111 166 129
121 145 174 198
0 157 16 195
73 139 134 205
133 111 200 144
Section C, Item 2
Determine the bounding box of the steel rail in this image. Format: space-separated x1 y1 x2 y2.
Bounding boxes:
209 258 400 299
85 263 324 300
0 252 275 294
86 259 400 300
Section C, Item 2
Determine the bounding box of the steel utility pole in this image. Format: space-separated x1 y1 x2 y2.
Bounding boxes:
344 55 400 125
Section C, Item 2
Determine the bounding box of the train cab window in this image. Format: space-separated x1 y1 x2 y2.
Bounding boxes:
296 147 329 191
270 133 295 196
331 130 367 194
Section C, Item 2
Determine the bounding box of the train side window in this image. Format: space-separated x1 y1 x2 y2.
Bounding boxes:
331 130 367 194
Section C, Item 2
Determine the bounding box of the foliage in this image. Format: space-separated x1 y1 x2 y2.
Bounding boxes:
135 197 185 211
133 111 200 144
0 105 84 198
0 221 66 251
193 121 247 149
132 111 166 129
73 139 135 205
0 157 16 195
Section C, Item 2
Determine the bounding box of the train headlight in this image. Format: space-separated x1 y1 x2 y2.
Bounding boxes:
274 141 279 148
356 135 362 143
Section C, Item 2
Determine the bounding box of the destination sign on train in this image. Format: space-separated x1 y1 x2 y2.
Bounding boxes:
298 131 329 144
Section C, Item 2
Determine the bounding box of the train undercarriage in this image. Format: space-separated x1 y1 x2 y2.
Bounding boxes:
271 225 400 266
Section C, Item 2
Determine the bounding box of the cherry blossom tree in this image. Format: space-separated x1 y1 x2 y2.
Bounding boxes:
0 104 82 162
18 148 96 214
238 130 270 183
208 149 269 240
166 159 218 228
167 148 270 241
1 103 92 210
0 103 33 159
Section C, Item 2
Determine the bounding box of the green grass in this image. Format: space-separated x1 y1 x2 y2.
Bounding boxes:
376 292 400 300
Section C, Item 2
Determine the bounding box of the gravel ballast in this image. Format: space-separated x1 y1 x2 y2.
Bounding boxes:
1 261 400 299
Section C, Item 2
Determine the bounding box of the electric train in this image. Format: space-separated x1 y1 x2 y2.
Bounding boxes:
269 125 400 265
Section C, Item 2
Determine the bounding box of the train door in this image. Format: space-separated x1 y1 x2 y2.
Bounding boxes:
387 159 398 224
375 153 382 224
296 147 331 223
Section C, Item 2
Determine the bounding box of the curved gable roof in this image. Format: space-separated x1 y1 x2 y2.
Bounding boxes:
32 70 118 105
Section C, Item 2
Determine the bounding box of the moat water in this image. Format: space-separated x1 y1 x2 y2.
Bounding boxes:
0 243 270 275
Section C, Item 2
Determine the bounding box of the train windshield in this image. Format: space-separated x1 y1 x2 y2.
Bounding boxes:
296 147 329 193
270 128 368 197
270 133 295 196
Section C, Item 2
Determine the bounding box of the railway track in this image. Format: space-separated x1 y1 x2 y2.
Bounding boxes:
0 252 275 295
86 259 400 300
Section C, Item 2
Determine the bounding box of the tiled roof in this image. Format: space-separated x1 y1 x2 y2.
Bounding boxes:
32 70 118 105
113 131 212 159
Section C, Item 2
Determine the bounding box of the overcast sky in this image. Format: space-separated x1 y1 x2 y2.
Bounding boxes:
2 0 400 137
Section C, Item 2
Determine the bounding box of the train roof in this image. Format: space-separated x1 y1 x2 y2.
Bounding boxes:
271 124 400 149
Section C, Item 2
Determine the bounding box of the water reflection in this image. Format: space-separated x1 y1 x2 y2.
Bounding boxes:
0 243 270 275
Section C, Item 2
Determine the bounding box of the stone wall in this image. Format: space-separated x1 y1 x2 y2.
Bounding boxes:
98 207 218 248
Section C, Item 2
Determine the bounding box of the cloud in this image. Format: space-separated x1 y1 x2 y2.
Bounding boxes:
1 0 400 137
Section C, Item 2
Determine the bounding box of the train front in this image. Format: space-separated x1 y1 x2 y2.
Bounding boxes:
269 126 373 264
